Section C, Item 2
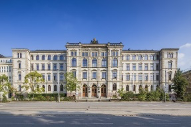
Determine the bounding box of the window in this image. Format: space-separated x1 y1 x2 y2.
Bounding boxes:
133 85 136 91
18 53 22 58
54 85 57 91
60 63 64 70
144 64 148 70
83 58 88 67
168 62 172 69
48 55 51 60
113 83 117 91
53 55 57 60
18 74 21 81
169 85 172 92
144 55 148 60
126 74 130 81
31 55 33 60
150 55 154 60
112 51 118 56
48 85 51 91
17 53 19 58
102 72 106 79
133 64 136 71
18 63 21 69
156 63 159 70
150 74 154 81
92 58 97 67
132 55 136 60
42 64 45 70
42 74 45 80
60 73 64 81
156 74 159 81
126 55 130 60
72 58 77 67
112 70 117 79
18 85 21 91
48 74 51 81
20 53 22 58
156 55 159 60
92 52 98 57
71 51 77 56
150 64 154 70
101 52 107 57
126 85 129 91
72 70 76 78
36 55 39 60
138 64 142 71
48 64 51 70
144 74 148 81
53 63 57 70
60 84 64 91
83 72 87 79
138 74 142 81
53 73 57 81
138 55 142 60
92 72 97 79
167 53 173 58
126 64 130 71
112 58 118 67
102 59 107 67
60 55 64 60
42 55 45 60
168 72 172 80
36 64 39 70
82 52 88 56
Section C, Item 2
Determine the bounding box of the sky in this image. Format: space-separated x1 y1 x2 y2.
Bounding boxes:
0 0 191 70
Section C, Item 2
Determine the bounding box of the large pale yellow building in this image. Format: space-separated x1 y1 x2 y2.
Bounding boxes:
10 40 178 99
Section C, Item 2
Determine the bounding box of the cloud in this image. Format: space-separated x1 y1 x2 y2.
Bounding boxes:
180 43 191 48
178 43 191 70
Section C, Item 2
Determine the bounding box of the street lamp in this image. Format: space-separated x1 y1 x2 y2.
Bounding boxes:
57 69 60 102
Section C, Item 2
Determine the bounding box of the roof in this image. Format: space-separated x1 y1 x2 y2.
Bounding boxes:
30 50 66 53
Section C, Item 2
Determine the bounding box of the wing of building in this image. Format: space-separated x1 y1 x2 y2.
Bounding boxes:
2 40 179 99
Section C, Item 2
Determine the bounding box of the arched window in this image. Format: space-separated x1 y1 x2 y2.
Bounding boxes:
72 58 77 67
139 85 142 90
113 83 117 91
53 55 57 60
138 55 142 60
36 55 39 60
54 85 57 91
48 85 51 91
60 84 63 91
31 55 33 60
42 55 45 60
145 85 148 91
112 58 118 67
150 55 153 60
83 58 87 67
18 63 21 69
48 55 51 60
18 74 21 80
133 85 136 91
92 58 97 67
126 85 129 91
60 55 64 60
102 58 107 67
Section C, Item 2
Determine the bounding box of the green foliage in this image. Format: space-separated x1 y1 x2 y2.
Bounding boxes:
172 69 189 99
138 88 147 101
2 94 8 102
121 91 135 101
117 88 125 97
0 74 13 97
64 72 80 96
23 71 44 98
183 94 191 102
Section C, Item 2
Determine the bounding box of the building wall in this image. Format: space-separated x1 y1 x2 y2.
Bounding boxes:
10 42 179 99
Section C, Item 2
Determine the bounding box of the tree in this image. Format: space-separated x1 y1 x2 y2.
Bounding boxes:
0 74 13 101
64 72 80 97
172 69 188 99
23 71 44 99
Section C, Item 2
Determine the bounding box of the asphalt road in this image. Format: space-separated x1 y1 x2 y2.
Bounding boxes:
0 114 190 127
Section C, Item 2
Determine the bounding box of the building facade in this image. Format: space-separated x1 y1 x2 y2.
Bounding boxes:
9 41 179 99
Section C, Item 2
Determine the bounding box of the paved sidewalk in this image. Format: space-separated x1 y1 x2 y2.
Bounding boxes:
0 101 191 116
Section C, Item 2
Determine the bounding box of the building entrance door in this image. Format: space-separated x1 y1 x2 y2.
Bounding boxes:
101 85 106 97
92 85 97 97
83 85 88 97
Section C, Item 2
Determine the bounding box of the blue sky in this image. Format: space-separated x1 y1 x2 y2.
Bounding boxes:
0 0 191 69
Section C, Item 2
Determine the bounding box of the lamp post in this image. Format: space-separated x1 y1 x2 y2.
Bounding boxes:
57 69 60 102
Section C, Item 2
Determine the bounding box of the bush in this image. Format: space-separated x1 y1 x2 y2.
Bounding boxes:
27 93 66 101
121 91 134 101
138 88 147 101
183 94 191 102
2 95 8 102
